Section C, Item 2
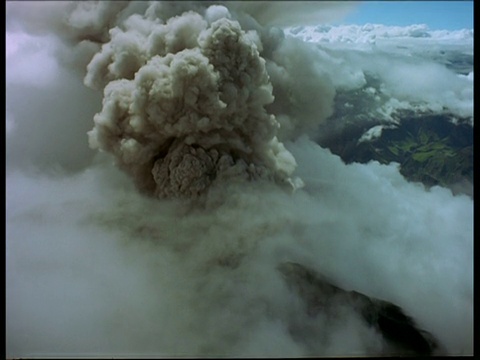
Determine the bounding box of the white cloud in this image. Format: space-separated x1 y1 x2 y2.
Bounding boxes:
358 124 388 143
6 32 60 87
5 34 102 172
6 138 473 356
286 23 473 45
285 24 473 121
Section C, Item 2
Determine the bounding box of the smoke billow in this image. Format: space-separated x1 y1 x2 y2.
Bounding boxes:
6 1 341 198
85 9 299 197
6 1 473 358
78 1 337 198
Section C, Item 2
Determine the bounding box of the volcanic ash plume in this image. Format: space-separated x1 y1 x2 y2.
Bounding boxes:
85 7 299 198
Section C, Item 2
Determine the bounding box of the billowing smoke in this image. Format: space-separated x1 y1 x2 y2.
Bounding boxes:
78 1 338 198
6 1 473 358
6 1 340 199
85 7 299 197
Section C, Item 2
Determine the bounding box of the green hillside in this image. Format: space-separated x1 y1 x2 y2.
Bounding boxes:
317 111 473 196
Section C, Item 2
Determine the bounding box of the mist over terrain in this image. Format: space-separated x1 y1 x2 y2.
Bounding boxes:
6 1 473 357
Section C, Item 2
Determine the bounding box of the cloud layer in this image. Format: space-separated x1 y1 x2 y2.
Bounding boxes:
286 23 474 122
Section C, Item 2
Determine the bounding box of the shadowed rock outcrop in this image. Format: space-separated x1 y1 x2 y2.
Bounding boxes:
278 262 441 356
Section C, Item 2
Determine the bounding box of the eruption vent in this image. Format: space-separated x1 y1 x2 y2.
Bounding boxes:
86 7 298 198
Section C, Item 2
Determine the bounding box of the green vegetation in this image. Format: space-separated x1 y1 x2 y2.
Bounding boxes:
318 111 473 196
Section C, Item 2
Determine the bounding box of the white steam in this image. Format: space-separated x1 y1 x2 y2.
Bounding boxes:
6 1 472 358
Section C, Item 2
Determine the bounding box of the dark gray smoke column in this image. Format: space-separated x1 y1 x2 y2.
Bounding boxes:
85 5 299 198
